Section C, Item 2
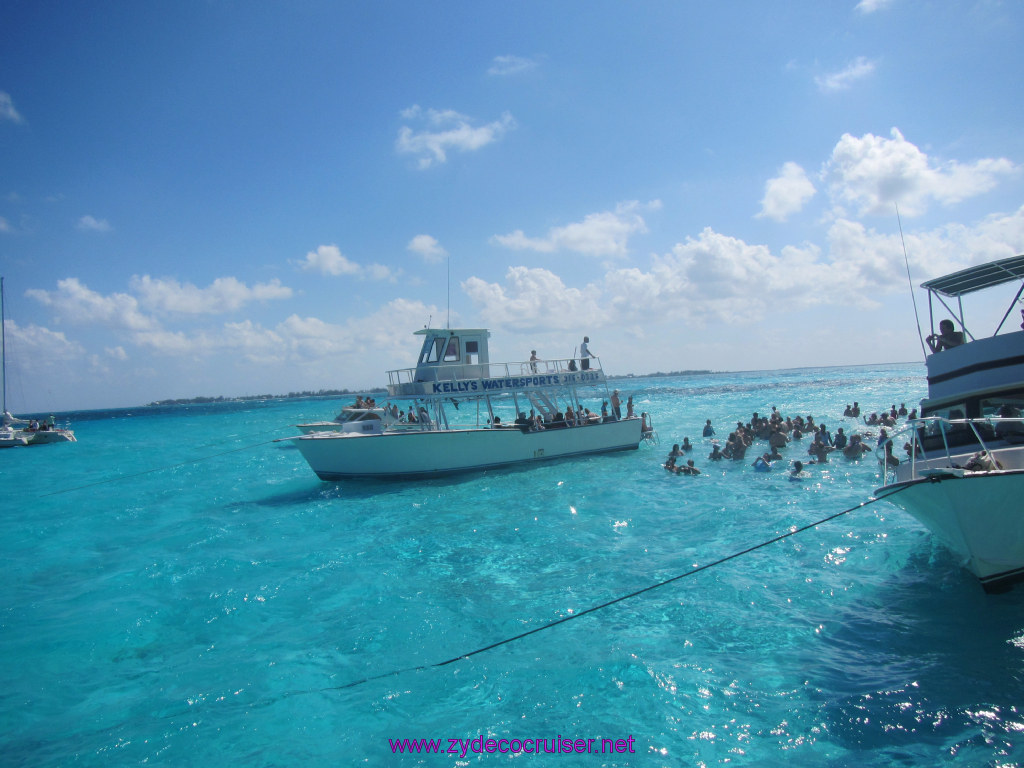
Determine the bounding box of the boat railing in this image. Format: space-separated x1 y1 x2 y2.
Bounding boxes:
878 415 1024 485
386 356 603 389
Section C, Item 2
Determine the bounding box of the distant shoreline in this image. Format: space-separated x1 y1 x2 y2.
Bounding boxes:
146 388 387 407
145 372 718 406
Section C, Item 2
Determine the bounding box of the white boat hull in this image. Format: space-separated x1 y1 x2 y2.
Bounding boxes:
289 418 643 479
877 470 1024 589
24 429 76 444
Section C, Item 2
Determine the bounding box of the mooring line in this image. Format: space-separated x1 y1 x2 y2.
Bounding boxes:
322 485 908 692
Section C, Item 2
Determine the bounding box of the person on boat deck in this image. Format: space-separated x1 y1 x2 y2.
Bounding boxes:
529 350 539 373
564 404 576 425
926 319 965 352
601 401 609 420
626 396 635 418
702 419 715 437
407 406 417 423
610 390 621 420
417 406 431 427
579 336 596 370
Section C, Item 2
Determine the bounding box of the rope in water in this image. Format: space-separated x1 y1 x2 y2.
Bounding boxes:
33 432 911 696
321 484 909 692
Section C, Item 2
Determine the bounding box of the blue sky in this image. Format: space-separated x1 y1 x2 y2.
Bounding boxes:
2 0 1023 412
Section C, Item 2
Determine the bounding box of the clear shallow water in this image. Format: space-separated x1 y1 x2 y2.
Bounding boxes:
3 362 1024 767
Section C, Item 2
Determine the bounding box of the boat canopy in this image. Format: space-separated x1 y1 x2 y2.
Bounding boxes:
921 255 1024 339
921 255 1024 297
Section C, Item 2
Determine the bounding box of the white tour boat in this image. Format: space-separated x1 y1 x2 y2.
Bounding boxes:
0 277 76 447
282 327 651 479
875 255 1024 591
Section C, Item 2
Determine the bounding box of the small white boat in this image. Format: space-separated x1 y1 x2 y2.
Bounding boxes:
0 426 29 448
0 278 76 447
875 255 1024 590
294 405 396 435
281 327 651 479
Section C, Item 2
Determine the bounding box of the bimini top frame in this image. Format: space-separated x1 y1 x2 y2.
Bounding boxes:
921 255 1024 341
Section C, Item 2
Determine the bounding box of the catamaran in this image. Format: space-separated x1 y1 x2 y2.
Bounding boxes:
0 277 76 447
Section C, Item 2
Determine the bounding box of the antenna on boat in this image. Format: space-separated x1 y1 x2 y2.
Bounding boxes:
446 251 451 330
896 204 928 360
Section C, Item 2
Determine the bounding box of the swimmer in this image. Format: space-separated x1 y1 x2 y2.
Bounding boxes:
680 459 700 475
789 460 805 481
752 454 772 472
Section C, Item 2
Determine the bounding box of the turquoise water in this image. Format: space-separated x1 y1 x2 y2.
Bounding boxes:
3 362 1024 767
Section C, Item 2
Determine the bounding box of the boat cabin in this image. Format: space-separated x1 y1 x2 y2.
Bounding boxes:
411 328 491 383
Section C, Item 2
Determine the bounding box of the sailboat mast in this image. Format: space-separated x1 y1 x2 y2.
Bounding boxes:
1 276 6 417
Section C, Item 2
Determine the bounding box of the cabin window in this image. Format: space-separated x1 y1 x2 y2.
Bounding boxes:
420 338 447 365
465 340 478 365
443 337 460 362
980 391 1024 419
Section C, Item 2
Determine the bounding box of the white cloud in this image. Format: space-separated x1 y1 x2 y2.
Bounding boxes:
106 346 128 360
0 92 23 123
407 234 447 264
28 278 156 331
488 55 539 76
490 201 657 258
129 275 293 315
824 128 1018 217
297 244 394 281
5 318 84 358
855 0 895 13
815 57 877 92
299 244 360 276
757 162 817 221
463 266 605 332
77 215 111 232
0 217 10 233
396 106 516 169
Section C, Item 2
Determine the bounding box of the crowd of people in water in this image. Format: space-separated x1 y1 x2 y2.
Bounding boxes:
661 400 919 479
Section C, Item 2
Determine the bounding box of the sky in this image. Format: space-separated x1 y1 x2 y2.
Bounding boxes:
1 0 1023 412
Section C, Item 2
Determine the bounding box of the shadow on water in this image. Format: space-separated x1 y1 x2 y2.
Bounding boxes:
246 448 644 508
807 542 1024 760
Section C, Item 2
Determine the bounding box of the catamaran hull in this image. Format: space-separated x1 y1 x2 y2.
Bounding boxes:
291 419 643 479
24 430 76 444
876 470 1024 589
